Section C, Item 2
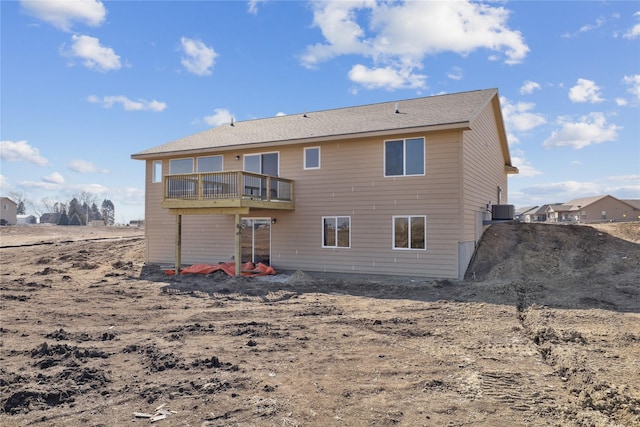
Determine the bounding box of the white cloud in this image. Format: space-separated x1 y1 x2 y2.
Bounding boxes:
615 98 628 106
43 172 65 184
118 186 145 206
520 80 541 95
0 140 49 166
180 37 217 76
78 183 109 194
20 0 106 32
0 175 9 191
579 16 606 33
518 177 640 203
301 1 528 90
447 66 463 81
247 0 267 15
348 64 426 90
623 74 640 102
203 108 234 127
510 149 542 178
568 78 603 103
623 11 640 39
543 113 620 150
500 97 546 133
521 180 603 197
68 159 108 173
20 172 66 191
65 34 121 72
88 95 167 112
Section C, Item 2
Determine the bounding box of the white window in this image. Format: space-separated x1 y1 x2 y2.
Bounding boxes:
197 155 223 172
152 160 162 183
393 215 426 250
304 147 320 170
322 216 351 248
169 158 194 174
384 137 425 176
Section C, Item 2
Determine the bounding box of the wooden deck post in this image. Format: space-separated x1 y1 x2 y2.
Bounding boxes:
175 214 182 274
234 213 242 277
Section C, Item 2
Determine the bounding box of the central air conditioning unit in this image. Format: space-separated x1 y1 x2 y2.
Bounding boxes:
491 204 515 221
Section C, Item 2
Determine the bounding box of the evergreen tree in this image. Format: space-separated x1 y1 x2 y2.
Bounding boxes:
91 203 101 221
101 199 115 225
70 213 82 226
68 198 83 224
57 207 70 225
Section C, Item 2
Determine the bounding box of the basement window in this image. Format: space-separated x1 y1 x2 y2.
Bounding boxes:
393 215 426 250
322 216 351 248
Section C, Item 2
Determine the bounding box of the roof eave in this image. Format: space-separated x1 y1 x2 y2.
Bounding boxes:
131 121 471 160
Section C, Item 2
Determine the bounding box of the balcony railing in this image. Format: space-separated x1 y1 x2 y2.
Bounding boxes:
162 171 294 210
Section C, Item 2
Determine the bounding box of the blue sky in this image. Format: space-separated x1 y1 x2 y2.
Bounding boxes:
1 0 639 223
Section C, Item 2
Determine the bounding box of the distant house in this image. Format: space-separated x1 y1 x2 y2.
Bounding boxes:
0 197 17 225
40 213 60 224
131 88 518 279
546 195 640 223
623 199 640 211
515 206 537 222
17 214 38 225
519 204 563 223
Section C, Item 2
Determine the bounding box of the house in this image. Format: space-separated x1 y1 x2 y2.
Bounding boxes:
131 88 518 279
40 213 60 224
16 214 38 225
546 195 640 223
515 206 538 222
0 197 17 225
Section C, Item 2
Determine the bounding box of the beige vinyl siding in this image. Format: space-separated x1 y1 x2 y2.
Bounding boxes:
144 131 464 278
461 100 508 243
267 133 460 277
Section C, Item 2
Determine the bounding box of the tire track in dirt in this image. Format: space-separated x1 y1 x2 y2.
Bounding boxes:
515 285 640 426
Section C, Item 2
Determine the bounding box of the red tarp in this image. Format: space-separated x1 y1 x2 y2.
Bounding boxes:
165 262 275 277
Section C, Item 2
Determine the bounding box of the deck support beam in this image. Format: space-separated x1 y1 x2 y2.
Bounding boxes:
234 213 242 277
175 214 182 275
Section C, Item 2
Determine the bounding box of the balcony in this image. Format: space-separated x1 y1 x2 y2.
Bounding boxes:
162 171 294 213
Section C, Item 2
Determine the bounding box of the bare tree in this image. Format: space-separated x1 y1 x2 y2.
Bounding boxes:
76 191 97 224
8 190 27 214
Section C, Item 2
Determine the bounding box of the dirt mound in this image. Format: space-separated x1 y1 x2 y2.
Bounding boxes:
467 222 640 283
1 222 639 426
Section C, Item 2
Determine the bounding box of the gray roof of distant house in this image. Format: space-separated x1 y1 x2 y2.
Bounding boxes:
132 88 503 159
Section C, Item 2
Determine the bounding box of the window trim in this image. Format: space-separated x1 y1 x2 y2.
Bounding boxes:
152 160 162 183
322 216 351 249
383 137 425 177
304 147 321 170
392 215 427 250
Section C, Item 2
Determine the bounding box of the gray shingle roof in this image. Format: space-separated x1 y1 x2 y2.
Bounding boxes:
132 88 499 158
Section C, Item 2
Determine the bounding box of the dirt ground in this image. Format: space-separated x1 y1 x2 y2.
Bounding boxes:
1 222 639 427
